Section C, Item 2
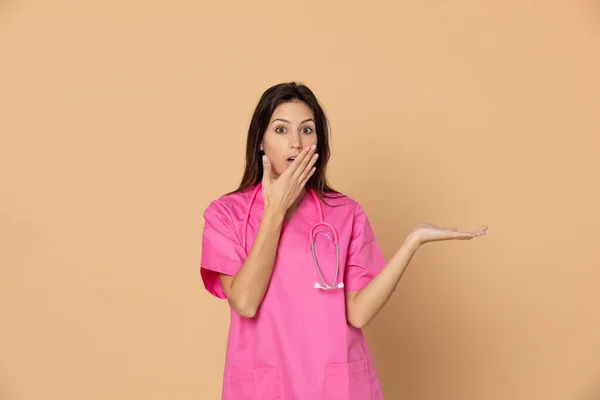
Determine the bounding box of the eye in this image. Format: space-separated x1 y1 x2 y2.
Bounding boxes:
301 126 314 134
275 126 286 134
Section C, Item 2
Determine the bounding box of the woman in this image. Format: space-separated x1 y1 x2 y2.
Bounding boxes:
200 82 488 400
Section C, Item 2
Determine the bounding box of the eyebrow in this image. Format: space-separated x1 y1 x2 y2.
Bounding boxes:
270 118 315 125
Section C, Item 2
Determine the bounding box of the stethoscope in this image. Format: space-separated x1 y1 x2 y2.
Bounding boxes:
242 182 344 290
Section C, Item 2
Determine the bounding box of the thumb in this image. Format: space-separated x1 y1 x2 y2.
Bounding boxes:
262 155 271 184
440 226 457 231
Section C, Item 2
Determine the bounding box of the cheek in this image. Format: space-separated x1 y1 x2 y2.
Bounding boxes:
263 135 287 154
264 147 282 162
264 151 286 172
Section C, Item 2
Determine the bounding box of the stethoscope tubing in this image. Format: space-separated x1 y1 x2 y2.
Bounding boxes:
242 182 343 290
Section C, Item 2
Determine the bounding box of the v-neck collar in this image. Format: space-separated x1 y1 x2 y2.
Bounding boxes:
251 184 314 231
282 189 310 228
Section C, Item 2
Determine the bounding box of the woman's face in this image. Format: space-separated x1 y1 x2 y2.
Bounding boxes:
260 100 318 180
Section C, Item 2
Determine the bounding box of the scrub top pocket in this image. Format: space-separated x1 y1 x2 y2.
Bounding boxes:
224 365 281 400
324 359 373 400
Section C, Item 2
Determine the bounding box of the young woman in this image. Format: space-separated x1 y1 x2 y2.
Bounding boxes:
200 82 488 400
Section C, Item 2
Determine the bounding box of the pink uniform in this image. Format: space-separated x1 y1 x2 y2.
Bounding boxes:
200 184 387 399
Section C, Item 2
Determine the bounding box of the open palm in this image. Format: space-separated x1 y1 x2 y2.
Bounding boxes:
408 223 488 245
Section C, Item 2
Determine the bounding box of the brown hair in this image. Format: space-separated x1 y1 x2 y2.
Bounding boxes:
227 82 344 205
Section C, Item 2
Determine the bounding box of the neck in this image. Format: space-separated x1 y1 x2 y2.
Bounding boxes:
294 188 307 208
285 187 307 221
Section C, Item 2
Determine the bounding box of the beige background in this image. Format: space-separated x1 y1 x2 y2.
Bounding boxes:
1 1 599 399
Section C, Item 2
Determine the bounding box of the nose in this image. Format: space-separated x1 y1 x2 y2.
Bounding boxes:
289 132 302 150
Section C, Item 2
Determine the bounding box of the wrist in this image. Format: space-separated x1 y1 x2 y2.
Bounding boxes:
403 233 422 251
263 206 286 222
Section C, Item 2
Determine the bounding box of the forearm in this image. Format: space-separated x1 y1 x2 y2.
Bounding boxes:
347 237 421 328
228 208 284 317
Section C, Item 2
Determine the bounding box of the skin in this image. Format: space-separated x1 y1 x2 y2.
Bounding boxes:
217 100 319 317
217 100 489 326
259 99 318 222
344 223 487 328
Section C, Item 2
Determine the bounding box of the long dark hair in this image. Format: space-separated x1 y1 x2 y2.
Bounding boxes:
228 82 344 205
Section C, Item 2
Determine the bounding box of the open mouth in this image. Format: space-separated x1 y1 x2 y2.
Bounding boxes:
286 157 296 165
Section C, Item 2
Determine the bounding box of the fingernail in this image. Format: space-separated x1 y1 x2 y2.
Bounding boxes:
262 155 267 162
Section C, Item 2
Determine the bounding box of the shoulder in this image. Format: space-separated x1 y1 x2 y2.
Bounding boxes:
320 190 367 217
204 186 368 219
203 186 257 220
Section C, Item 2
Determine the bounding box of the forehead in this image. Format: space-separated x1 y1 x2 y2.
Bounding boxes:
270 101 314 122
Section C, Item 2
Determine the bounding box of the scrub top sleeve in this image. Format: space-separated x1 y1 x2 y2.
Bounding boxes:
200 200 246 299
344 203 387 291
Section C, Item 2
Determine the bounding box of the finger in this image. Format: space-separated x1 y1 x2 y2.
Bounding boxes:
440 226 457 231
262 155 271 184
296 151 319 181
292 145 316 180
300 166 317 187
298 161 317 185
470 226 488 236
417 223 435 228
456 230 486 240
284 145 312 176
455 233 476 240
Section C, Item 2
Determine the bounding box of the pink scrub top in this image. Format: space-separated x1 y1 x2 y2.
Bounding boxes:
200 184 387 400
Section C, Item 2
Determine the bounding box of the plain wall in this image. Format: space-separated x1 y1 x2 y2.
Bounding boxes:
1 1 599 399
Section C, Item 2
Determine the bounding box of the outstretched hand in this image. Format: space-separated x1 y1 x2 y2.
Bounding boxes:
407 223 488 246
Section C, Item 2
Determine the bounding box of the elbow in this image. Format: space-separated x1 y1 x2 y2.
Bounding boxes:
237 306 257 319
221 277 259 318
347 314 369 330
230 297 258 319
349 320 367 330
346 296 370 329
